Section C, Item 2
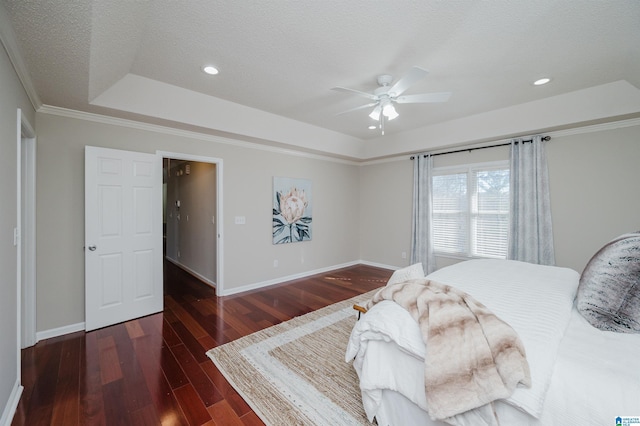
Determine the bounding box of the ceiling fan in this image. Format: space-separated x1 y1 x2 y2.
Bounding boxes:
332 66 451 135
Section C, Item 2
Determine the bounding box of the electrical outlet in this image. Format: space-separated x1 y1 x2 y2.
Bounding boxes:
273 259 279 268
401 252 407 259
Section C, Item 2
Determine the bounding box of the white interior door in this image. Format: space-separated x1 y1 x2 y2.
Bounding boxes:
85 146 163 331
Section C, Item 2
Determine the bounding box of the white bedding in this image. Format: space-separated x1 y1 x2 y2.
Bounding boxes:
346 259 640 425
529 309 640 425
352 310 640 425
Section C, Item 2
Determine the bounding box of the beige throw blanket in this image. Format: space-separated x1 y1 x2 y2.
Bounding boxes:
366 279 531 422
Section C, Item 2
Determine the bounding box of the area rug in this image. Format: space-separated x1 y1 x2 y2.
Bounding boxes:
206 289 379 425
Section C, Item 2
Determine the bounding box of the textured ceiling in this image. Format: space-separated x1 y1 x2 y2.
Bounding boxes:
3 0 640 147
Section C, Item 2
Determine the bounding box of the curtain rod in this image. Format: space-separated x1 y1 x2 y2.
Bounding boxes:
410 135 551 159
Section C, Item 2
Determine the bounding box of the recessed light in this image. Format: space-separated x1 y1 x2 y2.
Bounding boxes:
203 65 219 75
533 78 551 86
368 125 377 130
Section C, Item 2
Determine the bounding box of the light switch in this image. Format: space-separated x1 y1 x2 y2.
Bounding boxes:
234 216 246 225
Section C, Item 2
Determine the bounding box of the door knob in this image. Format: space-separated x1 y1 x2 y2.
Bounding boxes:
88 245 97 251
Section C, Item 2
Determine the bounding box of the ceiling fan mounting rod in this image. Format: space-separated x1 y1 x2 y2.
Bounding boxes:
377 74 393 87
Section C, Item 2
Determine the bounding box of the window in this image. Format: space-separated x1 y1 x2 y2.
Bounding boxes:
432 163 509 259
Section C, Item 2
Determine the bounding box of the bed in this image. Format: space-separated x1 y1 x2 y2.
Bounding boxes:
346 253 640 425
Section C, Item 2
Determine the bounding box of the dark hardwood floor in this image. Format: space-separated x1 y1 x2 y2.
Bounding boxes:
12 261 391 425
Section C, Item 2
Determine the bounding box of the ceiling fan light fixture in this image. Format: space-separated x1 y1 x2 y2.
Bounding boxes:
369 108 381 121
383 103 398 120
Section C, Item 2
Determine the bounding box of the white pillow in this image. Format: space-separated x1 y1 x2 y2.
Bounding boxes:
386 262 425 286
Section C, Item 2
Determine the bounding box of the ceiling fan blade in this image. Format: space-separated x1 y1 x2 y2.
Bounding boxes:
336 102 378 116
331 86 378 101
388 66 429 97
395 92 452 104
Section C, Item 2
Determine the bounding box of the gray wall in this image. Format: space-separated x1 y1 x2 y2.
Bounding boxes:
359 123 640 273
0 40 36 421
547 125 640 271
35 114 640 334
35 112 361 331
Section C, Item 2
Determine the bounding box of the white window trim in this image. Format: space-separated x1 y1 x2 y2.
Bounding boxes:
432 160 509 175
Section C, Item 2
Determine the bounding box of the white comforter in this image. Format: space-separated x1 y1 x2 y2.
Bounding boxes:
346 259 582 425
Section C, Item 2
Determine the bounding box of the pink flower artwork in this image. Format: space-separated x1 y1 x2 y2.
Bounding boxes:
273 177 312 244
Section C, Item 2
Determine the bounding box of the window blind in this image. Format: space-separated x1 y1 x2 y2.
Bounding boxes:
433 166 509 258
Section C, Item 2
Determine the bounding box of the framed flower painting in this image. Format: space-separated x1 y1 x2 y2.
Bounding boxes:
272 177 312 244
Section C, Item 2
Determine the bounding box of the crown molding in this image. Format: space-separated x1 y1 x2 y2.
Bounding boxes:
37 104 640 168
0 5 42 111
37 105 361 166
547 116 640 138
359 117 640 166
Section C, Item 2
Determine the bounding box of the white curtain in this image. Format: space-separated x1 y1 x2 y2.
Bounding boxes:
508 136 555 265
411 154 436 274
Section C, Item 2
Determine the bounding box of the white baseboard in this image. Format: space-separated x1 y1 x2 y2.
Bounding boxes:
0 381 23 426
36 322 85 343
165 257 216 288
32 260 393 341
359 260 399 271
218 260 363 296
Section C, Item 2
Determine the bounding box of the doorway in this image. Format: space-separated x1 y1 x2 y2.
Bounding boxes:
19 109 36 349
159 152 223 293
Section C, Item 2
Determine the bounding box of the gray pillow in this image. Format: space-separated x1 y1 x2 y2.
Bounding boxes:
576 232 640 333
